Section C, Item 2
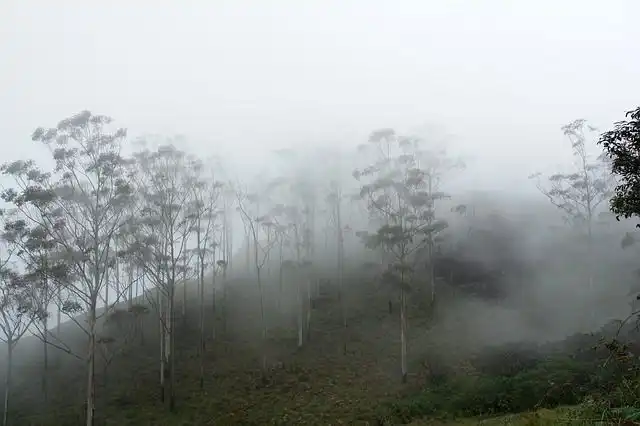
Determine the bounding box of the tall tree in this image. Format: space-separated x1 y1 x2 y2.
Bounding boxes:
236 186 278 373
122 142 198 411
191 168 222 388
529 119 614 289
0 110 134 426
354 129 449 383
0 242 38 426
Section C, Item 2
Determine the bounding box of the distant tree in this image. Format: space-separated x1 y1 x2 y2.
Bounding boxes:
191 168 223 388
235 185 278 374
529 119 614 289
598 107 640 224
326 180 348 354
0 111 134 426
354 129 449 383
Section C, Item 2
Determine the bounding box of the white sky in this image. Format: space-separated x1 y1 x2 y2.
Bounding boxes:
1 0 639 193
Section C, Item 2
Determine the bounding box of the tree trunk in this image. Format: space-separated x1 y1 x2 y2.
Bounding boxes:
169 284 176 411
306 276 312 341
198 225 205 389
297 277 303 348
159 289 165 403
56 304 61 335
42 321 48 403
3 341 13 426
41 266 49 402
278 241 284 313
400 288 407 384
86 305 97 426
182 248 187 321
212 245 217 341
128 266 134 309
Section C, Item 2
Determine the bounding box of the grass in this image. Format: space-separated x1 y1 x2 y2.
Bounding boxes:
5 276 640 425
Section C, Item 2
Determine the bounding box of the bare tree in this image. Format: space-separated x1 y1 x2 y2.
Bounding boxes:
236 186 278 374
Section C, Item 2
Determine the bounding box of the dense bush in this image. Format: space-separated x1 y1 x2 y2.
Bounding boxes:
383 352 630 423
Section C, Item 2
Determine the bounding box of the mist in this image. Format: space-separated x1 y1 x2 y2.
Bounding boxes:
1 1 640 424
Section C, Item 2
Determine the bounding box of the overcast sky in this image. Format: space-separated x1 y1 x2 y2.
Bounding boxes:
1 0 639 193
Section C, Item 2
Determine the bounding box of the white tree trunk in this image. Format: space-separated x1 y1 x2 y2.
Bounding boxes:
86 307 96 426
400 289 407 383
3 341 13 426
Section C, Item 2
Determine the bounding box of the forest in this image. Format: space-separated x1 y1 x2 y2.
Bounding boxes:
0 107 640 426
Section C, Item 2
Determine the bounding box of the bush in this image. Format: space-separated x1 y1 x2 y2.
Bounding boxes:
384 354 626 423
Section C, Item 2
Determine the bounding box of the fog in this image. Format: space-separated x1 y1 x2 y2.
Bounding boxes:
1 1 640 423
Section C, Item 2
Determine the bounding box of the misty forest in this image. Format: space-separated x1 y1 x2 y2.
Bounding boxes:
3 3 640 426
0 108 640 426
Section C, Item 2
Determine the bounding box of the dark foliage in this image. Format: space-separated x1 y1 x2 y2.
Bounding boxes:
599 107 640 224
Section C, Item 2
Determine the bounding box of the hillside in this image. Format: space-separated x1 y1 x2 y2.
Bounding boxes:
2 269 639 425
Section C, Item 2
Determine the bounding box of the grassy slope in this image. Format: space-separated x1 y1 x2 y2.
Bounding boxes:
12 277 427 425
7 275 618 425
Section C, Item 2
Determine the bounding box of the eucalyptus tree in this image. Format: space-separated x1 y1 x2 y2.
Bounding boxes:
529 119 614 289
354 129 449 383
236 184 279 372
0 243 38 426
121 141 199 410
191 168 223 388
0 217 71 403
325 181 348 353
268 149 325 346
0 111 134 426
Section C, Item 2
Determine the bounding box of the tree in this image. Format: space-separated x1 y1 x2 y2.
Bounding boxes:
1 217 72 404
354 129 449 383
326 180 348 354
191 168 223 388
122 141 198 410
529 119 614 289
0 111 134 426
0 242 38 426
598 107 640 223
235 186 278 373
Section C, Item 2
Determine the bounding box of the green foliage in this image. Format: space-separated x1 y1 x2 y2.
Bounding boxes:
598 106 640 224
384 355 624 423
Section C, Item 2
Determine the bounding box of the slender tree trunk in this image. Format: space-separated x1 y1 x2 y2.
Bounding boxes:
212 245 217 341
278 240 284 313
128 266 134 309
182 248 187 320
86 304 97 426
198 224 205 389
169 283 176 411
400 288 407 383
42 318 48 403
297 277 303 348
41 262 49 402
337 197 347 355
159 289 165 403
3 341 13 426
306 276 312 341
427 173 436 307
105 267 110 313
